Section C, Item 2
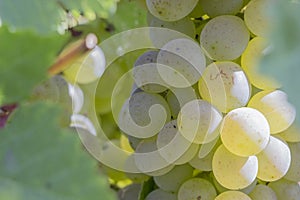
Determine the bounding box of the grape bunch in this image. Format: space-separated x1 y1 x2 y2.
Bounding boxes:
42 0 300 200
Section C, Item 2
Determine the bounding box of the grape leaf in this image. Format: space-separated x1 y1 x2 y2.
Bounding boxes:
0 102 116 200
0 0 118 35
260 0 300 125
0 26 67 105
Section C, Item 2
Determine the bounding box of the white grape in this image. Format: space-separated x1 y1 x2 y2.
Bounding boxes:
146 0 199 21
256 136 291 182
64 45 106 84
124 154 150 183
244 0 274 37
157 120 199 165
153 164 194 192
268 178 300 200
241 37 280 89
70 114 97 136
248 90 296 134
145 189 177 200
118 184 141 200
215 191 251 200
118 92 171 138
199 0 244 17
198 61 251 113
248 184 278 200
178 99 223 144
157 38 206 88
177 178 217 200
220 107 270 157
68 83 84 114
198 136 220 158
284 142 300 182
133 50 167 93
134 139 174 176
278 123 300 142
200 15 249 60
212 145 258 190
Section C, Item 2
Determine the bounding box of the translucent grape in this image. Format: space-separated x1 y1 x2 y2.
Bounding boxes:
248 90 296 134
153 164 193 192
156 120 199 165
248 184 278 200
134 139 174 176
244 0 274 36
124 154 150 183
220 107 270 157
212 145 258 190
268 178 300 200
256 136 291 182
278 123 300 142
177 99 223 144
157 38 206 88
166 87 198 119
198 136 220 158
199 0 244 17
177 178 217 200
284 142 300 182
198 61 251 113
68 83 84 114
145 189 177 200
241 37 280 89
70 114 97 136
118 184 141 200
146 0 199 21
200 15 249 60
133 50 167 93
215 191 251 200
118 92 171 138
64 45 106 84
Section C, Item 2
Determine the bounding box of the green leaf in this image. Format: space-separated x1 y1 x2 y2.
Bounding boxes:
0 26 67 104
261 1 300 125
0 102 116 200
0 0 118 35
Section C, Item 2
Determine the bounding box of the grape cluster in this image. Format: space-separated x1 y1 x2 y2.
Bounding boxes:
116 0 300 200
42 0 300 199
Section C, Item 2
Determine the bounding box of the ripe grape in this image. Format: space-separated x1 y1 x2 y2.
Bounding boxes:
199 0 244 17
268 178 300 200
198 61 251 113
215 191 251 200
200 15 249 60
256 136 291 182
212 145 258 190
145 189 177 200
220 107 270 157
284 142 300 182
248 184 278 200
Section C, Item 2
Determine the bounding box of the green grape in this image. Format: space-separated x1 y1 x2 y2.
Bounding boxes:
248 90 296 134
133 50 167 93
124 154 150 183
134 138 175 176
153 164 194 192
244 0 274 37
146 0 199 21
145 189 177 200
64 46 106 84
198 136 220 158
165 87 198 119
268 178 300 200
200 15 249 60
215 191 251 200
256 136 291 182
156 120 199 165
199 0 244 17
157 38 206 88
148 13 196 39
220 107 270 157
212 145 258 190
118 184 141 200
198 61 251 113
248 184 278 200
241 37 280 90
177 178 217 200
284 142 300 182
68 83 84 114
177 99 223 144
118 92 171 138
278 122 300 142
189 137 221 171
